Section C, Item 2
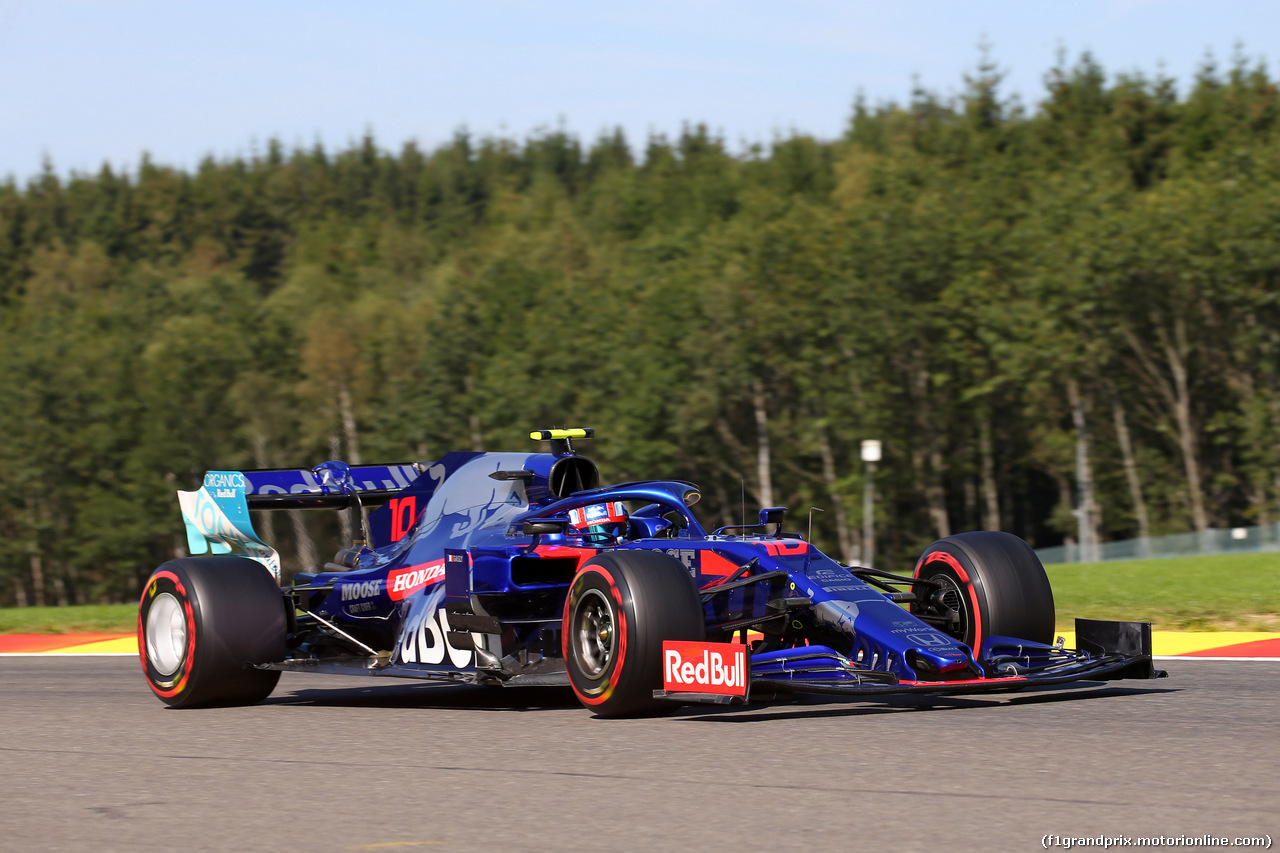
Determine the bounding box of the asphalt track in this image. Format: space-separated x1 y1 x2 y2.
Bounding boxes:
0 658 1274 853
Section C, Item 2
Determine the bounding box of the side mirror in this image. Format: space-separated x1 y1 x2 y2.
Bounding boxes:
759 507 786 527
523 520 569 536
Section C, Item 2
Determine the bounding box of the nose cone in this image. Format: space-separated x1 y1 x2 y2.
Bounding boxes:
908 646 977 679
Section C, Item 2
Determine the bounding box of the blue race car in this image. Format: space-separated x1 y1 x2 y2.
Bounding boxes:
138 428 1163 716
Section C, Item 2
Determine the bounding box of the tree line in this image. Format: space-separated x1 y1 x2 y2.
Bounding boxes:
3 52 1280 605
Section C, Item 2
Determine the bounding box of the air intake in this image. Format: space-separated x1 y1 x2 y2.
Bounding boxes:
548 456 599 498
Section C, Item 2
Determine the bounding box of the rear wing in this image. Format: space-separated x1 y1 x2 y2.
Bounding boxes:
177 463 423 581
177 455 487 575
239 462 425 510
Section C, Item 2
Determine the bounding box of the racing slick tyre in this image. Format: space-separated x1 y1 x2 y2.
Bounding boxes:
911 531 1055 654
562 550 704 717
139 556 286 709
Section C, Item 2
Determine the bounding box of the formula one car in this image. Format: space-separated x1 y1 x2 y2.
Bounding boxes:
139 428 1163 716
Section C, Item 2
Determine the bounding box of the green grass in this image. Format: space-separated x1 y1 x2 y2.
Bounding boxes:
1046 551 1280 631
0 603 138 635
4 552 1280 634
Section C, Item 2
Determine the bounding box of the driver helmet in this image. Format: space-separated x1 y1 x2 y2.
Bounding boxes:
568 501 628 542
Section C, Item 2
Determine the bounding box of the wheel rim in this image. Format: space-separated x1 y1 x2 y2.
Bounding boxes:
932 572 971 643
146 592 187 677
571 588 616 679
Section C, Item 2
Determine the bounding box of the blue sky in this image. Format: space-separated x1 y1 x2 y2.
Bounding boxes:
2 1 1278 181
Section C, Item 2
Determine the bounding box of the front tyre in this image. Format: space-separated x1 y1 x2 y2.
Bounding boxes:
139 556 286 708
562 550 704 717
911 531 1055 653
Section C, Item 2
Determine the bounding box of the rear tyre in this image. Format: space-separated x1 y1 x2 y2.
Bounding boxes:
911 531 1055 653
562 550 704 717
139 556 286 708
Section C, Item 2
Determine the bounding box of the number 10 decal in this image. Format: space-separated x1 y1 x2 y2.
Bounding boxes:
388 497 419 542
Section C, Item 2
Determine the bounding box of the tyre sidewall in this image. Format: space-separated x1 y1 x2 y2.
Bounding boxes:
138 569 200 701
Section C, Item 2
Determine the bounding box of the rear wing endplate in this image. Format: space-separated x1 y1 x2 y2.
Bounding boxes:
178 471 282 581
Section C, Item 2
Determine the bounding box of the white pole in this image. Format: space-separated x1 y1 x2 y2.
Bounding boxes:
861 440 881 568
